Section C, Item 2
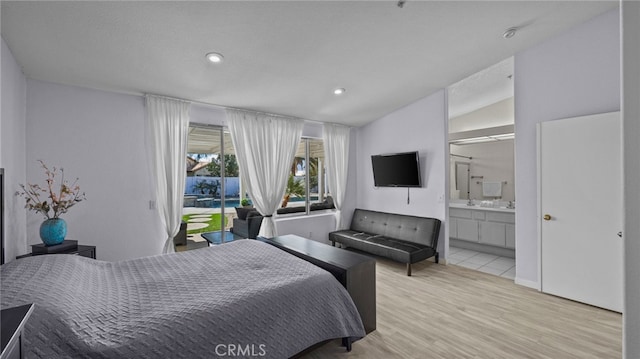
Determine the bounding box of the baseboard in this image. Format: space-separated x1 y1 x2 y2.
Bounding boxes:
515 277 539 290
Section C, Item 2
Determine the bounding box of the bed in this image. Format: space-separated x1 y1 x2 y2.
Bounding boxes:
0 239 365 358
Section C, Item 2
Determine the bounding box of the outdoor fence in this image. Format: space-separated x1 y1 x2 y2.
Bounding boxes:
185 176 240 198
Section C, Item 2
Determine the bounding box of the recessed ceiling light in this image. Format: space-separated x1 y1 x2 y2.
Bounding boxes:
333 88 346 95
206 52 224 64
503 27 518 39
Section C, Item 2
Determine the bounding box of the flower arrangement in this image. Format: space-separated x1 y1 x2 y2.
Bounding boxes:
16 160 86 219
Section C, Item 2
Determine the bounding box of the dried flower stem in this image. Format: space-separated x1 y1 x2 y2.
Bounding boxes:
15 160 86 219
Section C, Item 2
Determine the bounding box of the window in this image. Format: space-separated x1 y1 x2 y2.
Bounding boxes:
278 138 334 215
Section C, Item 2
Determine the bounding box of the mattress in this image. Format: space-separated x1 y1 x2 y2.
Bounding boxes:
1 239 365 358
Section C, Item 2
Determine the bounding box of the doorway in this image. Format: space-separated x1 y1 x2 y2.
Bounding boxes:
447 57 516 279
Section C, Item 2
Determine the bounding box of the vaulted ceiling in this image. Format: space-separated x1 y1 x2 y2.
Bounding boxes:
1 1 616 126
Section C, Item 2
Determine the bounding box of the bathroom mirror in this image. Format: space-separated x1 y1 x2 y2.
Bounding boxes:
455 161 470 200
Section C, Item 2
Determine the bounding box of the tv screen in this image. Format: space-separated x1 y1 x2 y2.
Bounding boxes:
371 151 422 187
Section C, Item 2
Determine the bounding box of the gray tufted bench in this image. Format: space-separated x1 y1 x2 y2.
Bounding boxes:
329 209 441 276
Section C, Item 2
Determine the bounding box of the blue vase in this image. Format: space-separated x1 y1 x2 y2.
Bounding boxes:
39 218 67 246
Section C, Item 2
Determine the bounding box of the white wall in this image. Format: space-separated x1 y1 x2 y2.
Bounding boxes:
356 90 448 257
1 38 27 262
514 9 620 287
190 102 226 127
25 80 166 261
450 139 515 201
449 97 514 133
623 1 640 357
275 212 336 244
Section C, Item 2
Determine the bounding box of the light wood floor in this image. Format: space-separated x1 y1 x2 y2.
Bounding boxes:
304 258 622 359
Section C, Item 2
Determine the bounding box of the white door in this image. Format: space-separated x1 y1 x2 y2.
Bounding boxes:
539 112 622 312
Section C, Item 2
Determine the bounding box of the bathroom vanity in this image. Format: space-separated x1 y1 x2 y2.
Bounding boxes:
449 202 515 257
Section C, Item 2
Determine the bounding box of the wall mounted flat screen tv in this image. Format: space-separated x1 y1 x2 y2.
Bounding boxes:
371 151 422 187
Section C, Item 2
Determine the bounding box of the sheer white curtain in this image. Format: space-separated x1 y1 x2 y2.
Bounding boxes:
226 109 303 237
323 123 351 230
145 94 190 253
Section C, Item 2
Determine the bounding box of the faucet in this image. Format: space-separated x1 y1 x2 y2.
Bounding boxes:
467 198 474 206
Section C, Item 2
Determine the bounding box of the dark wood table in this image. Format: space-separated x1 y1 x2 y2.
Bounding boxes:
201 231 243 246
261 234 376 334
1 304 34 359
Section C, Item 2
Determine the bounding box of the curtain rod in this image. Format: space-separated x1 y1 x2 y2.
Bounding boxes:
144 93 348 127
450 153 472 160
192 102 353 128
205 102 338 126
223 106 305 121
144 93 191 104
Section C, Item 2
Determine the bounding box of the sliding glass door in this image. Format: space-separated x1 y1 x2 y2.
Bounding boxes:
184 125 240 244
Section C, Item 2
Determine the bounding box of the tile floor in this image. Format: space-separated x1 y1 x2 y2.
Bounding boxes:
448 246 516 280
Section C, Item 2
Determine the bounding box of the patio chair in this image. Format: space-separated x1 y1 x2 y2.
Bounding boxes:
230 210 263 239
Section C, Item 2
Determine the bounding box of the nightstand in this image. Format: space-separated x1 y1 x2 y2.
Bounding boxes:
16 241 96 260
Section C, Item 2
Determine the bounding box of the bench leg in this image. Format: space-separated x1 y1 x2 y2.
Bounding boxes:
407 263 412 276
331 240 335 247
435 252 439 264
342 337 352 352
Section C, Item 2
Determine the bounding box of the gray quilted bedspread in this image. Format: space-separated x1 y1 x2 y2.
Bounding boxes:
1 239 365 358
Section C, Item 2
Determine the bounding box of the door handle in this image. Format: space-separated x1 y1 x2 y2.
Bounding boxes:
543 214 552 221
618 232 623 238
